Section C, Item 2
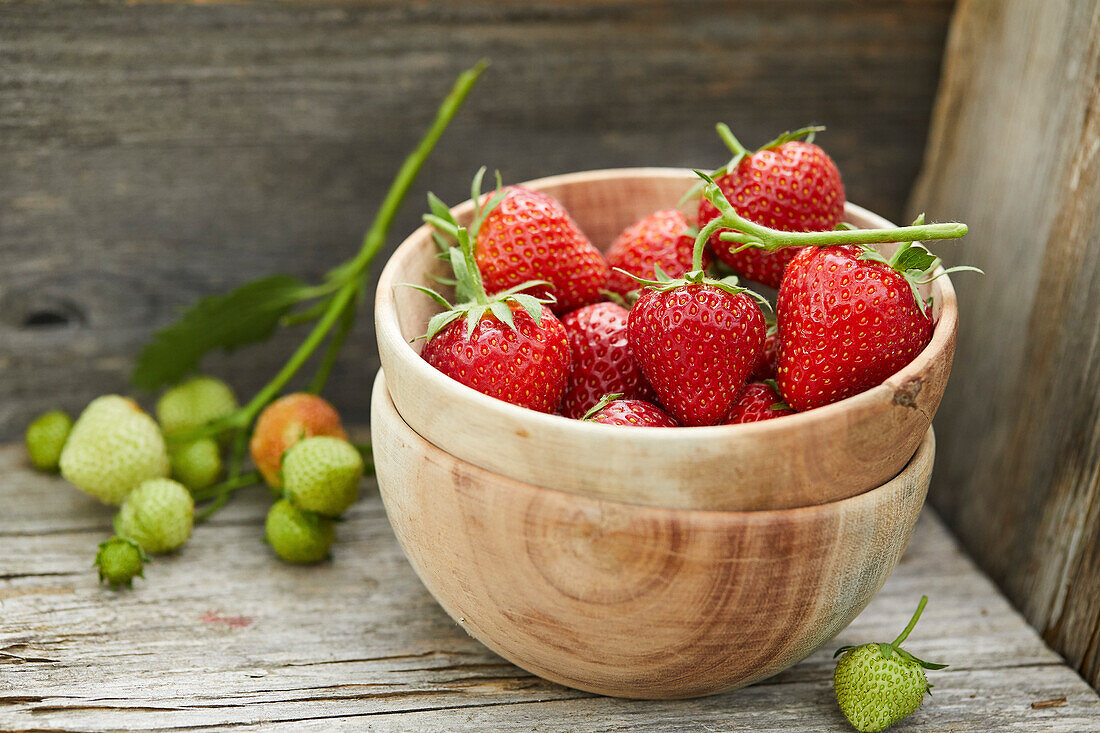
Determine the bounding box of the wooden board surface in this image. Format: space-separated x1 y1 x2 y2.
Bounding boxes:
1 441 1097 731
908 0 1100 690
0 0 956 439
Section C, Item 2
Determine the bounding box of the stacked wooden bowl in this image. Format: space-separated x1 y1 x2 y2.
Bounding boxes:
372 169 956 698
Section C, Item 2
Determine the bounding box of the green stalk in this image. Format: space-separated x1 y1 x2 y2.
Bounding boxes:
308 285 359 394
890 595 929 650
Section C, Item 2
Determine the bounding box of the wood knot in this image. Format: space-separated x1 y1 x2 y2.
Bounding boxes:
892 379 923 408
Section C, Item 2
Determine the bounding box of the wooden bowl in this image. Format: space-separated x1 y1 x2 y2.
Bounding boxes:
371 370 933 699
375 168 956 510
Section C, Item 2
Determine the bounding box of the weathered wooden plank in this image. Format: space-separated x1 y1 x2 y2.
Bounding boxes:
0 441 1096 730
0 0 955 438
908 0 1100 689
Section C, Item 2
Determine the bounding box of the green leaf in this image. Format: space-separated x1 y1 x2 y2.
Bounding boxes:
427 192 454 224
488 300 515 329
400 283 453 310
889 242 938 273
464 304 487 339
132 275 311 391
895 648 949 670
423 310 463 342
509 293 545 322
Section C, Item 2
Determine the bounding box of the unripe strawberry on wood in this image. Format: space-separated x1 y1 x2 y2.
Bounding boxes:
581 393 678 427
266 499 335 564
156 376 238 438
169 437 222 492
114 478 194 555
604 210 708 300
559 302 653 419
25 409 73 473
409 222 571 414
424 168 609 313
696 125 846 289
60 396 170 505
95 536 147 590
282 436 364 517
249 393 347 488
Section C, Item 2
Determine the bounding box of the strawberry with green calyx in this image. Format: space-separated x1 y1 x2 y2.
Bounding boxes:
624 227 769 425
265 499 335 564
581 393 679 427
95 536 148 590
282 436 364 517
694 125 845 289
604 210 707 300
114 478 195 554
776 239 982 411
25 409 73 473
560 301 653 419
424 168 609 313
834 595 947 732
169 437 222 492
725 380 794 424
409 226 571 414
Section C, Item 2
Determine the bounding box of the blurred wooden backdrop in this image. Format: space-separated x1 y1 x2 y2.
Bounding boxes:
3 0 1098 692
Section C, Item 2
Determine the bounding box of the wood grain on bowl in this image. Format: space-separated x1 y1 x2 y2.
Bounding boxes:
371 370 933 699
375 169 956 511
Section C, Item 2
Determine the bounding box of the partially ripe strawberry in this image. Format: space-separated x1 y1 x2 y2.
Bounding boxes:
250 393 347 488
25 409 73 473
114 478 194 554
425 170 609 313
605 210 708 299
265 499 335 564
583 394 678 427
559 302 652 419
834 596 946 732
156 376 238 437
95 536 147 590
725 381 794 424
750 324 780 381
169 438 222 492
282 437 363 517
628 282 765 426
698 126 845 289
59 396 170 505
777 244 934 411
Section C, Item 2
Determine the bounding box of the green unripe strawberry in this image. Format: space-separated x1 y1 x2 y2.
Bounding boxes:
156 376 238 437
834 596 946 732
265 499 334 564
59 396 170 505
114 478 195 554
169 438 222 492
25 409 73 472
282 436 363 517
94 536 147 589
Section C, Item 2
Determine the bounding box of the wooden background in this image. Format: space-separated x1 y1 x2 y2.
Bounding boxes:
4 0 1099 696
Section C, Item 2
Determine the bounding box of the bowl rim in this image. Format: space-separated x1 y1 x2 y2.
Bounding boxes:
375 167 958 440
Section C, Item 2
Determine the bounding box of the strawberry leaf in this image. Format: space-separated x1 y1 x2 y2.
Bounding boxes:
132 275 311 391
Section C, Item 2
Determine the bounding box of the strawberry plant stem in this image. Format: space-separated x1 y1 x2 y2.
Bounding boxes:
890 594 929 649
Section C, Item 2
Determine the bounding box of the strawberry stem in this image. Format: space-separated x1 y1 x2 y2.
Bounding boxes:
890 595 929 650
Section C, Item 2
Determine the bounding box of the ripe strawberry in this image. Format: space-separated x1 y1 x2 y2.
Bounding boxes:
776 243 937 411
604 210 708 299
582 393 678 427
697 125 845 289
411 225 571 413
834 595 946 732
628 274 766 426
265 499 335 564
114 478 194 554
282 436 364 517
25 409 73 473
250 393 347 488
95 536 147 590
559 302 653 419
424 169 609 313
750 323 780 380
59 396 170 505
725 381 794 424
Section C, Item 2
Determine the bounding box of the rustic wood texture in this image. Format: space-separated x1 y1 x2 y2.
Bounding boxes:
377 169 957 511
1 440 1097 729
371 371 934 698
0 0 957 440
909 0 1100 689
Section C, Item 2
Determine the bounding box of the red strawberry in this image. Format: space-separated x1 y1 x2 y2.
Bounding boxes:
697 126 845 289
725 381 794 424
560 302 653 419
425 170 609 314
628 280 766 426
605 210 709 299
583 394 678 427
776 244 935 411
751 323 780 380
410 225 571 413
